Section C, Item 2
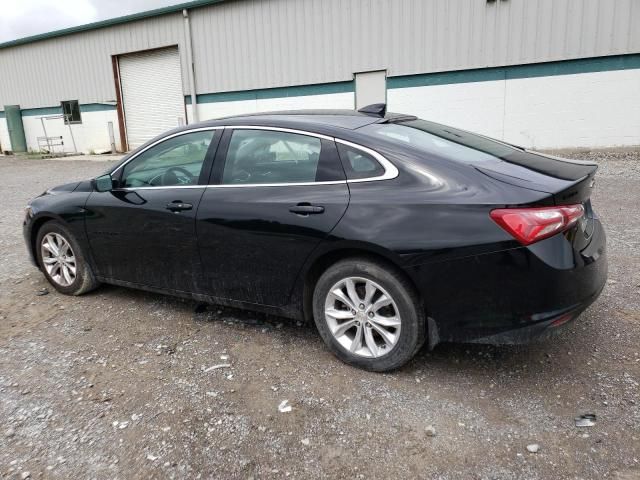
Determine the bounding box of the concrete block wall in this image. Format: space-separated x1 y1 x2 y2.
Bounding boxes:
0 118 10 153
21 110 121 154
388 65 640 150
502 68 640 149
0 109 121 154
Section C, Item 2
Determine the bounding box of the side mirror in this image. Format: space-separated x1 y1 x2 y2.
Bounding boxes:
93 174 114 192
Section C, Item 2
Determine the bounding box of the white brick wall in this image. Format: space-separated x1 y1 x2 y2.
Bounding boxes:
20 109 121 154
387 80 506 141
503 69 640 149
388 68 640 149
0 118 10 153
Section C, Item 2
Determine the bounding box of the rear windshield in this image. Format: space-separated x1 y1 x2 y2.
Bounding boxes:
359 119 597 180
359 119 518 163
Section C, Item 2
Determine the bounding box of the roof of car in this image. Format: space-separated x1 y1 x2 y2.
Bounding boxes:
206 110 382 130
195 109 418 133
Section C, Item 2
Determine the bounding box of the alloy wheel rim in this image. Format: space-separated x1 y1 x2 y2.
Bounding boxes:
324 276 401 358
41 233 77 287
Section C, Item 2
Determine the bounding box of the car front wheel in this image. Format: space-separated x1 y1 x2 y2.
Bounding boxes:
36 221 100 295
312 257 426 372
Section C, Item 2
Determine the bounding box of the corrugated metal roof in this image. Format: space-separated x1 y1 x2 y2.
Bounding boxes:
0 0 228 49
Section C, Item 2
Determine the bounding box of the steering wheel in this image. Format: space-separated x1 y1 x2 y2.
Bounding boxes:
150 166 195 186
231 169 252 183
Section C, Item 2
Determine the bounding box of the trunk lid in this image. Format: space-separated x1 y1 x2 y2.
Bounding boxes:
474 149 598 205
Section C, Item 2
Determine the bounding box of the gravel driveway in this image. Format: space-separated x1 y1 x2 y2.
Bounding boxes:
1 153 639 479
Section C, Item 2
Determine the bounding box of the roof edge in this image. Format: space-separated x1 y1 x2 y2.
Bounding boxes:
0 0 227 50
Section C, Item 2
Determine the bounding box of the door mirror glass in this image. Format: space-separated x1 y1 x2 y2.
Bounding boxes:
94 174 113 192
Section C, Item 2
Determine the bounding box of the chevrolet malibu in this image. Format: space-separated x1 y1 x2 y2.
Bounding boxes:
23 105 607 371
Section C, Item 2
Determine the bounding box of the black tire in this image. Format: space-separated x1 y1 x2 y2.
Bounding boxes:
312 257 426 372
35 221 100 296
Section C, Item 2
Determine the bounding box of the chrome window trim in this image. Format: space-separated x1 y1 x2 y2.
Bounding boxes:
108 124 399 191
334 138 399 183
113 185 207 191
226 125 334 141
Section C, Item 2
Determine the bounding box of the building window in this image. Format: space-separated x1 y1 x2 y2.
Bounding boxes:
61 100 82 124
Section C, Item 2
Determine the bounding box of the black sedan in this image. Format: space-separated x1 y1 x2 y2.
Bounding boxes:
23 105 607 371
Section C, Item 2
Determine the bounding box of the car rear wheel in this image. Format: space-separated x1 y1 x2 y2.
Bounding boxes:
312 257 426 371
36 221 100 295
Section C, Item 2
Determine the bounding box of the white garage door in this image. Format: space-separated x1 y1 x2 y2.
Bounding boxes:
119 47 186 150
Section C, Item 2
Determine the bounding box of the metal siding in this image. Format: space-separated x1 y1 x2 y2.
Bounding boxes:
0 13 185 109
1 0 639 109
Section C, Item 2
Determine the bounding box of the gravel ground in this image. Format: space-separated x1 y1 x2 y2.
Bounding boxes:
0 152 639 479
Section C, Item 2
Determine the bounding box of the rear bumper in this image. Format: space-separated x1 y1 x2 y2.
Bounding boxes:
408 218 607 345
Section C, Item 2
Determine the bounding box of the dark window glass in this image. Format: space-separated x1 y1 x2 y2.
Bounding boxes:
222 130 323 185
121 130 214 187
336 143 385 180
61 100 81 124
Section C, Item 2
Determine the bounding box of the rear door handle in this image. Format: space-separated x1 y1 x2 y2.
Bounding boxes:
289 203 325 215
166 201 193 212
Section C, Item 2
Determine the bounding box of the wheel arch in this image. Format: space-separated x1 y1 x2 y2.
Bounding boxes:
301 245 427 328
29 214 61 267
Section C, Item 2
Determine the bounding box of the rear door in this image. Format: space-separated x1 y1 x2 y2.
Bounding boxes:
196 126 349 306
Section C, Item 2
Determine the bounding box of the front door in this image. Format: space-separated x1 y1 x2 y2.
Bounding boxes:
85 128 220 292
196 127 349 306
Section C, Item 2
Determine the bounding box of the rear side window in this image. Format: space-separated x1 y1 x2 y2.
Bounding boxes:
221 129 344 185
336 143 385 180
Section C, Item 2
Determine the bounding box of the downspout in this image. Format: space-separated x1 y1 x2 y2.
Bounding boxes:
183 8 198 123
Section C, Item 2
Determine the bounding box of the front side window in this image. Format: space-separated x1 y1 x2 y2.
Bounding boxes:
61 100 81 124
121 130 214 188
222 130 325 185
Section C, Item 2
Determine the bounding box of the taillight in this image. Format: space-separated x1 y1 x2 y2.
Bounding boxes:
490 204 584 246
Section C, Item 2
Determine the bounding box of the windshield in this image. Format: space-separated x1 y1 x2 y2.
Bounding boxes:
359 119 518 163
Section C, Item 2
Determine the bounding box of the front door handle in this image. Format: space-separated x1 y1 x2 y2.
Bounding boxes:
289 203 325 215
166 201 193 212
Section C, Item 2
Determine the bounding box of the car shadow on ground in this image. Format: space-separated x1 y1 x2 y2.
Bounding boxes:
91 283 599 385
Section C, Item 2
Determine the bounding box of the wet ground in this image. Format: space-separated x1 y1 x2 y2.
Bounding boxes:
0 152 639 479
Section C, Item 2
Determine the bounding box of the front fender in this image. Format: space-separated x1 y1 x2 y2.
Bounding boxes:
24 191 93 269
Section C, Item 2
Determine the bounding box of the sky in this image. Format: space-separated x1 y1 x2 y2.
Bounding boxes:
0 0 186 43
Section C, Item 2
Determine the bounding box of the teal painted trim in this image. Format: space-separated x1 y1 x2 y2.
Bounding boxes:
184 53 637 107
186 81 354 105
21 107 61 117
19 103 117 117
0 111 5 119
388 68 504 89
80 103 117 112
388 54 640 89
5 105 27 152
505 53 640 79
0 0 228 49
